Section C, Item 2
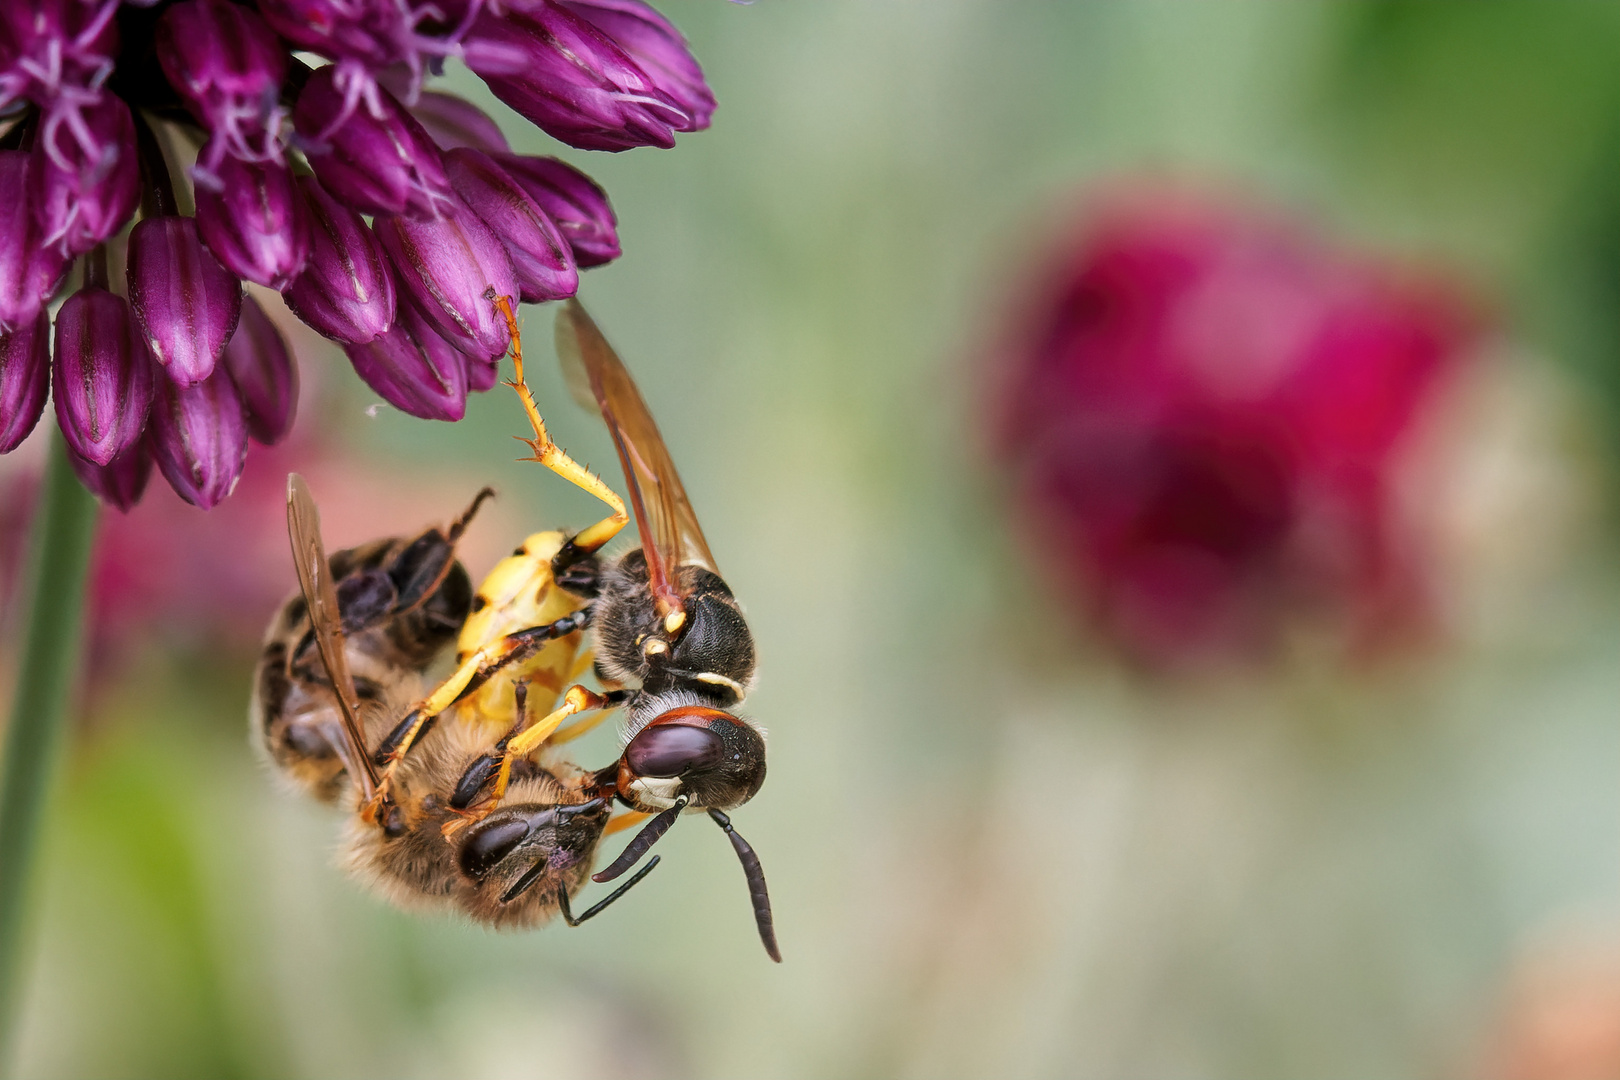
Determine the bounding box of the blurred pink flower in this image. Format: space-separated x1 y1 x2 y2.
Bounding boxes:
991 187 1478 663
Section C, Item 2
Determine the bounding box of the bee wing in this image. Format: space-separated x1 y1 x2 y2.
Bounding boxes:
555 300 718 610
286 473 380 801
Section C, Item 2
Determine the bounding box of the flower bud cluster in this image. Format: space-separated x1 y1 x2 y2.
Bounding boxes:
0 0 704 509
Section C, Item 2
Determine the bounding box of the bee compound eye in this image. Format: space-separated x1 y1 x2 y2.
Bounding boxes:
458 817 531 880
625 724 724 779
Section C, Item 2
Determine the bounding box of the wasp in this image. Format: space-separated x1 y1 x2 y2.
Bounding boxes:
255 298 777 957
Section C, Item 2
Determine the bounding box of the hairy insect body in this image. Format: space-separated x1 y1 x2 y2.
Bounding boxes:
343 714 606 928
454 529 589 738
257 299 776 954
252 534 471 803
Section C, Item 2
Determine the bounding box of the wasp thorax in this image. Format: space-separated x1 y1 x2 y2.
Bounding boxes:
593 552 757 700
618 707 766 813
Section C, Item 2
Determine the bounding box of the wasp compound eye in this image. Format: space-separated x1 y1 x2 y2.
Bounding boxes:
618 709 767 813
625 723 723 778
458 816 530 880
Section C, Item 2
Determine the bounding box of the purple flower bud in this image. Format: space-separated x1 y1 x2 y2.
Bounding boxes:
51 287 156 466
443 148 577 303
409 91 510 154
27 93 139 257
374 199 516 360
256 0 399 67
0 0 119 117
195 150 311 289
0 310 50 453
66 440 152 513
466 353 500 393
222 294 298 445
127 216 244 387
344 304 469 421
561 0 714 131
465 4 691 152
149 361 249 509
155 0 287 168
0 152 69 332
492 153 619 268
293 66 454 220
281 175 397 344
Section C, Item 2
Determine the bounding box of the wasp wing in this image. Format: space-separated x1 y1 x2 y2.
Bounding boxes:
286 473 380 801
555 300 717 610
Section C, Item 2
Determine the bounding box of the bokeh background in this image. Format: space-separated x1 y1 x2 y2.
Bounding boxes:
6 2 1620 1077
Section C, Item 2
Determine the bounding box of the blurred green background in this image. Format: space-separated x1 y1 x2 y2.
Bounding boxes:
7 2 1620 1077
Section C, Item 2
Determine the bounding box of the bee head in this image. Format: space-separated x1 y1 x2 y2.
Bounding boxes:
616 706 766 813
456 799 608 903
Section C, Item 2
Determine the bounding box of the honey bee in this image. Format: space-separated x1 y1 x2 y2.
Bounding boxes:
254 297 777 956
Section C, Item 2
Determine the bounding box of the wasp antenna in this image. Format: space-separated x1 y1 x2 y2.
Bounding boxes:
709 808 780 963
592 795 687 883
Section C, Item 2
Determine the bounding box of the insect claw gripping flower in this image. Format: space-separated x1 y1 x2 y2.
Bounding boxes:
374 198 519 359
0 0 710 509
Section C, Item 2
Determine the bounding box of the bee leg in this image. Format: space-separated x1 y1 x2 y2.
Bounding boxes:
390 486 496 616
442 685 618 834
557 855 662 926
365 614 590 822
448 680 533 811
489 293 629 557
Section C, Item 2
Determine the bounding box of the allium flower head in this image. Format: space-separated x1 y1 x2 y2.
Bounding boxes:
0 0 710 509
991 189 1476 664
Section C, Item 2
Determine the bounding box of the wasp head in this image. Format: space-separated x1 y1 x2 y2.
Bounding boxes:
615 705 766 813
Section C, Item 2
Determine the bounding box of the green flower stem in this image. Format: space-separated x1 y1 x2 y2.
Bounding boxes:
0 432 98 1071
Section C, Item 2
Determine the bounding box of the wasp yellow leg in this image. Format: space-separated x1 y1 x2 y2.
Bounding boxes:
508 684 609 758
491 294 628 555
364 630 544 820
550 706 615 746
443 686 609 833
604 810 652 837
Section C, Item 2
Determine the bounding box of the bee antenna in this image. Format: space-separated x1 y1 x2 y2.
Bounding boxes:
708 808 780 963
592 796 687 883
447 486 497 544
